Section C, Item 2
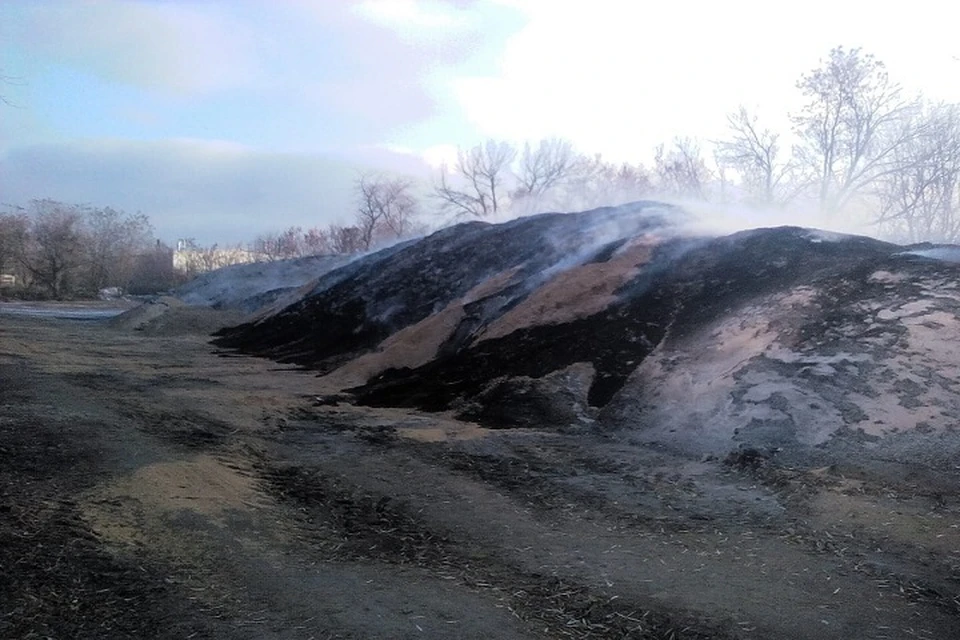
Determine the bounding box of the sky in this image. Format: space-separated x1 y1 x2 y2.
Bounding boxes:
2 0 960 244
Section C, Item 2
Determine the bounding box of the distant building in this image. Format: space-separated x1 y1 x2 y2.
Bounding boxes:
172 239 264 274
0 274 16 288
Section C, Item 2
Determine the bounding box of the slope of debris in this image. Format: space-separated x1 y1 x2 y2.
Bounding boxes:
214 202 684 372
214 202 960 472
604 250 960 474
350 227 897 411
174 253 351 313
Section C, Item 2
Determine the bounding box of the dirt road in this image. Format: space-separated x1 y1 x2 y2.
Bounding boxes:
2 313 958 639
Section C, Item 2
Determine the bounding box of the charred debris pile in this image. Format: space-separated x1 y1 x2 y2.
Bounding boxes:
214 201 960 459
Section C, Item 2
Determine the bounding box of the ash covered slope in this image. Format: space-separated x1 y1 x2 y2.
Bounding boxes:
604 246 960 467
175 254 351 313
213 202 683 371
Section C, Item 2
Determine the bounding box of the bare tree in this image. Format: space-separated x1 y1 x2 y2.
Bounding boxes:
302 227 333 255
251 226 310 261
251 231 286 262
792 46 920 217
83 207 153 291
355 174 419 250
0 212 29 281
128 242 181 294
17 200 86 298
556 154 652 210
875 103 960 243
718 107 806 206
654 137 712 199
514 138 576 201
434 140 517 218
328 225 364 254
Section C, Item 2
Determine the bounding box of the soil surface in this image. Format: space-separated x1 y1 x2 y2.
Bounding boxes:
2 312 959 639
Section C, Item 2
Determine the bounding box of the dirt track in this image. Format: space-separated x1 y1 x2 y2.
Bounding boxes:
2 313 959 639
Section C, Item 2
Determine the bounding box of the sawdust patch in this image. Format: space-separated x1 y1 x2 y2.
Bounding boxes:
319 268 519 389
810 489 960 555
83 454 264 549
478 239 655 342
399 422 491 443
109 297 244 336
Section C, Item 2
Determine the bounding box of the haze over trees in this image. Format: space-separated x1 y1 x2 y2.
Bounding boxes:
6 44 960 302
248 174 423 262
403 46 960 244
305 45 949 245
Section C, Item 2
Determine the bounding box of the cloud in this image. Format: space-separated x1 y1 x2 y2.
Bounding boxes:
421 144 460 168
448 1 960 163
9 1 263 95
356 0 470 30
0 138 429 245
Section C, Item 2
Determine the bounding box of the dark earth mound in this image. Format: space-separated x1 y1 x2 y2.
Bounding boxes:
213 202 681 372
212 202 960 480
351 227 898 413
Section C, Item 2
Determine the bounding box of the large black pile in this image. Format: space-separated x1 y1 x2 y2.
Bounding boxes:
351 227 899 410
213 201 957 433
214 201 682 373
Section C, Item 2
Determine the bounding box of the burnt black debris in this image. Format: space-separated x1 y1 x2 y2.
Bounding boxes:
213 201 681 372
213 202 959 430
353 227 897 411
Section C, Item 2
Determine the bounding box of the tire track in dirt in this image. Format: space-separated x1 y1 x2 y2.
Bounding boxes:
5 313 959 640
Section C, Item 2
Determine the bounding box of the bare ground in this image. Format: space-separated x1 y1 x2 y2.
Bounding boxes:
1 313 959 639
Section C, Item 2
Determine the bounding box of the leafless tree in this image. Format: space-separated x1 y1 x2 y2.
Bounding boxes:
718 107 807 206
328 225 365 254
127 242 181 294
83 207 153 291
434 140 517 218
17 200 86 298
514 138 576 201
302 227 333 255
875 103 960 243
252 225 346 261
355 174 419 249
0 212 29 281
792 46 921 217
554 154 652 211
252 226 309 261
654 137 712 199
251 231 285 262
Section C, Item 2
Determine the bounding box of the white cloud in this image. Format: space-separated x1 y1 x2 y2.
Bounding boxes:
356 0 469 30
448 0 960 163
421 143 459 168
13 1 263 95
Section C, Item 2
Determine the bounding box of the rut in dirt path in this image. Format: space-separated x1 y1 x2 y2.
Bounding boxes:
1 318 543 640
268 405 960 640
4 315 959 640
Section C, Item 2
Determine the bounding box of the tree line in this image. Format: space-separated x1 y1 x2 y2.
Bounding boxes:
393 46 960 244
262 46 960 256
0 200 178 298
5 46 960 298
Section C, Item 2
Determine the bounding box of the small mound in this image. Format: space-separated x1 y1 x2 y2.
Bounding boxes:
175 254 351 312
137 306 247 337
110 297 244 336
110 297 185 331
